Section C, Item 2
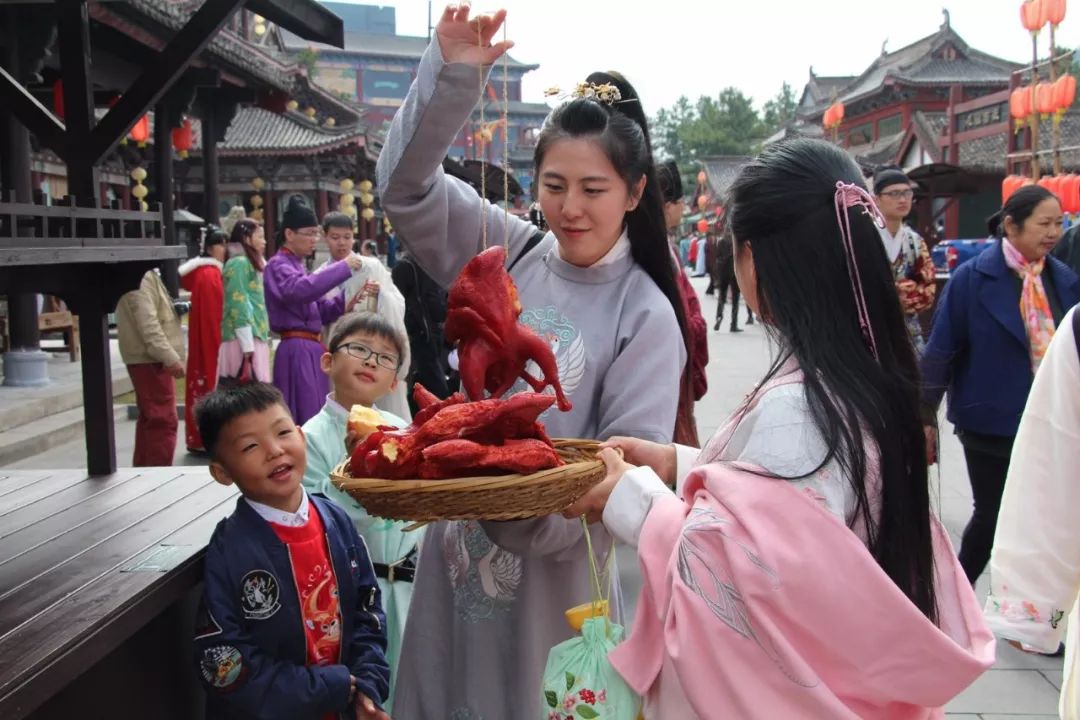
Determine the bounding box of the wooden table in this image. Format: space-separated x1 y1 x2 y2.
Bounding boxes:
0 467 238 720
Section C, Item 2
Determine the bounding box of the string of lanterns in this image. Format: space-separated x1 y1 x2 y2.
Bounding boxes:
1013 0 1073 180
250 177 265 222
130 167 149 212
359 179 375 221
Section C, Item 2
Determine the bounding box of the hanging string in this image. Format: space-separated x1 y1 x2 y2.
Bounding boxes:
502 19 510 250
580 516 615 639
478 17 488 250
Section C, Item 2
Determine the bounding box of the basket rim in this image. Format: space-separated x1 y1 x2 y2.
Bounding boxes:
331 437 603 490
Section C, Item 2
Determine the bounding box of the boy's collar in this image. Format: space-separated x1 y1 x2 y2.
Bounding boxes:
245 489 310 527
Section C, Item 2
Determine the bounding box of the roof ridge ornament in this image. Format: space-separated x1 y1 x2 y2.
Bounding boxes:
942 8 951 30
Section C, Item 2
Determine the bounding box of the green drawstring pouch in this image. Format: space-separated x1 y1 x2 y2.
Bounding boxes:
539 520 641 719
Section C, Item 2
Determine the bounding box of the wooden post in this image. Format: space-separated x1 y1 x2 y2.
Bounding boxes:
1031 34 1042 180
155 101 179 297
264 187 277 255
1 10 43 356
79 305 117 475
57 0 100 205
1051 24 1063 176
201 98 221 224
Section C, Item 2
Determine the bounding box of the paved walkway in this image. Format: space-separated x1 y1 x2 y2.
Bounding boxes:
3 276 1066 716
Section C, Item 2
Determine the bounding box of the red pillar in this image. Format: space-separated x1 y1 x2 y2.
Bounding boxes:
317 188 329 220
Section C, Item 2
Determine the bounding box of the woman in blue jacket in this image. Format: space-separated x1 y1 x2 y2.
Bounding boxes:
922 185 1079 584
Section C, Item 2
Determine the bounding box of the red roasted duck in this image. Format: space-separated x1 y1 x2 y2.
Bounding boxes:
445 246 572 411
349 384 563 480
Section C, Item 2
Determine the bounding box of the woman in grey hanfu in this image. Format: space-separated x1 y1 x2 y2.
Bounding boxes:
374 5 689 718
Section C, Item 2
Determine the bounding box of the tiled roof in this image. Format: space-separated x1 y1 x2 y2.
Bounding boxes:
281 29 537 69
190 107 366 156
700 156 752 199
763 122 826 146
836 27 1018 107
798 73 857 113
847 130 907 169
103 0 299 92
955 111 1080 172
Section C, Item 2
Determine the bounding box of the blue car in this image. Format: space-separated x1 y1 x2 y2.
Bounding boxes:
931 238 994 279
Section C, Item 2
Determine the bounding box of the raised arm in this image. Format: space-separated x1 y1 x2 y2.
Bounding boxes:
266 258 352 307
375 8 536 288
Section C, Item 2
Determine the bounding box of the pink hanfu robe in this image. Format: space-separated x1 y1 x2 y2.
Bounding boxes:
609 377 995 718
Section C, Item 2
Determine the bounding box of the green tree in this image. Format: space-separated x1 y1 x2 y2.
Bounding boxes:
762 82 798 134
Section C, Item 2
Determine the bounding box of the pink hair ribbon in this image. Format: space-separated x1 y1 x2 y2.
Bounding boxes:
833 181 885 361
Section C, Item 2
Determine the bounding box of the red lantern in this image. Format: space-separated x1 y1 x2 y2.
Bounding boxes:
1045 0 1067 25
1021 0 1046 33
52 79 64 120
697 195 709 211
1058 174 1077 213
823 100 845 130
1010 86 1032 120
1002 175 1019 204
1055 73 1076 112
128 114 150 146
171 118 193 159
1036 82 1057 116
696 218 709 234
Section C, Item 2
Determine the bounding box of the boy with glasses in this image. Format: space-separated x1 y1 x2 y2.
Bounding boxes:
301 312 419 713
874 166 936 353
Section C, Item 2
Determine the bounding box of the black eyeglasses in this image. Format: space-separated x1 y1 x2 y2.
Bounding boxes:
335 342 399 371
880 189 915 200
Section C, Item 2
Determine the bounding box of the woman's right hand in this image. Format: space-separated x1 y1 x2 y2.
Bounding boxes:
435 4 513 66
601 436 676 487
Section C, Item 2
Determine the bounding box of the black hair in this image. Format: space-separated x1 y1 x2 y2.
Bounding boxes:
195 382 287 459
534 71 690 369
872 165 912 195
727 137 937 621
657 160 684 203
987 185 1057 238
229 218 264 271
322 211 355 233
327 311 407 365
202 226 227 257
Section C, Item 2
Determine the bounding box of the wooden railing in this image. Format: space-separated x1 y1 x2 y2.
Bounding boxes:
0 194 163 249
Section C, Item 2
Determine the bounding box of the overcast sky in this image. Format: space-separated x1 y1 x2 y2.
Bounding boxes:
336 1 1080 117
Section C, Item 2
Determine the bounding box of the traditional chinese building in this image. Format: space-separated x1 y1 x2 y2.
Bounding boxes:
781 11 1030 239
282 2 552 196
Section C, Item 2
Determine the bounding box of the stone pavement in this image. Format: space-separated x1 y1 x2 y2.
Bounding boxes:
3 276 1065 717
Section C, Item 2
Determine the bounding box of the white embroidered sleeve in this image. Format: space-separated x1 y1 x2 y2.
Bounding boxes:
603 466 675 548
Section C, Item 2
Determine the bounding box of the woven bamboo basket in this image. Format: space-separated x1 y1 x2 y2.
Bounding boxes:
330 439 604 522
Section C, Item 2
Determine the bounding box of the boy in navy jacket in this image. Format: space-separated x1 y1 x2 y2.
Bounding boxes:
193 382 390 720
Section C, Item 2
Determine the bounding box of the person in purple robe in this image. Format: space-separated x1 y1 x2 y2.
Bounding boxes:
264 194 365 423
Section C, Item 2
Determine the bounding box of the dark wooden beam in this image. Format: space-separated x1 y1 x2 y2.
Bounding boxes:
0 66 66 159
57 0 99 205
84 0 244 167
245 0 344 47
155 102 179 298
201 102 220 224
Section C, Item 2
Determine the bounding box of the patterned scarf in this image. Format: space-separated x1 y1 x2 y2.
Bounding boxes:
1001 239 1056 371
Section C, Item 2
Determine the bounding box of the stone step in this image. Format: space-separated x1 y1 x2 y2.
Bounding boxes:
0 368 132 434
0 405 96 466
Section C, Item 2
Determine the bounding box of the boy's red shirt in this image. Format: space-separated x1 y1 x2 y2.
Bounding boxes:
270 507 343 719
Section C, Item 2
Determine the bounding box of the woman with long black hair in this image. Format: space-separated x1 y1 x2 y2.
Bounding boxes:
569 138 993 718
375 5 687 716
